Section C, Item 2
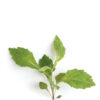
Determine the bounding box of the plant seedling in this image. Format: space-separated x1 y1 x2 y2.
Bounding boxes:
9 35 95 100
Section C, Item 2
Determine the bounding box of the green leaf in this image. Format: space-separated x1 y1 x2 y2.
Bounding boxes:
55 73 65 84
39 66 52 78
54 35 65 62
56 85 60 90
39 82 48 89
44 69 52 78
39 55 53 68
39 66 51 72
63 69 95 89
56 95 62 99
9 47 39 69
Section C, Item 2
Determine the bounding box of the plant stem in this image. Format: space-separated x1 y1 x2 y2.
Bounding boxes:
52 60 58 71
51 87 55 100
51 74 55 100
45 62 57 100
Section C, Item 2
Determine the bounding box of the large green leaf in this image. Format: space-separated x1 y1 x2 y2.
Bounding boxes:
54 35 65 61
63 69 95 89
39 82 48 89
9 47 39 69
39 55 53 68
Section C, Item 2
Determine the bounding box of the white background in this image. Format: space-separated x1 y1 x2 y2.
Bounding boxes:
0 0 100 100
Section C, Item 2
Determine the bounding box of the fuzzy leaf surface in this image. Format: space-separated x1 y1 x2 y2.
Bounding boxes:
39 55 53 68
63 69 95 89
54 35 65 61
9 47 39 69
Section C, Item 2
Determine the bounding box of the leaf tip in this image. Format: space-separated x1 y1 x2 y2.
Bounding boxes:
8 47 12 51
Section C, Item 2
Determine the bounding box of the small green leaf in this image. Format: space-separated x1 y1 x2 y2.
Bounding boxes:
44 69 52 78
39 66 51 72
54 35 65 62
63 69 95 89
56 85 60 90
39 66 52 78
39 55 53 68
56 95 62 99
55 73 65 84
39 82 48 89
9 47 39 69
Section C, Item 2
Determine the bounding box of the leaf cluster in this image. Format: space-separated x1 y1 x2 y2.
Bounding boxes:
9 35 95 100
